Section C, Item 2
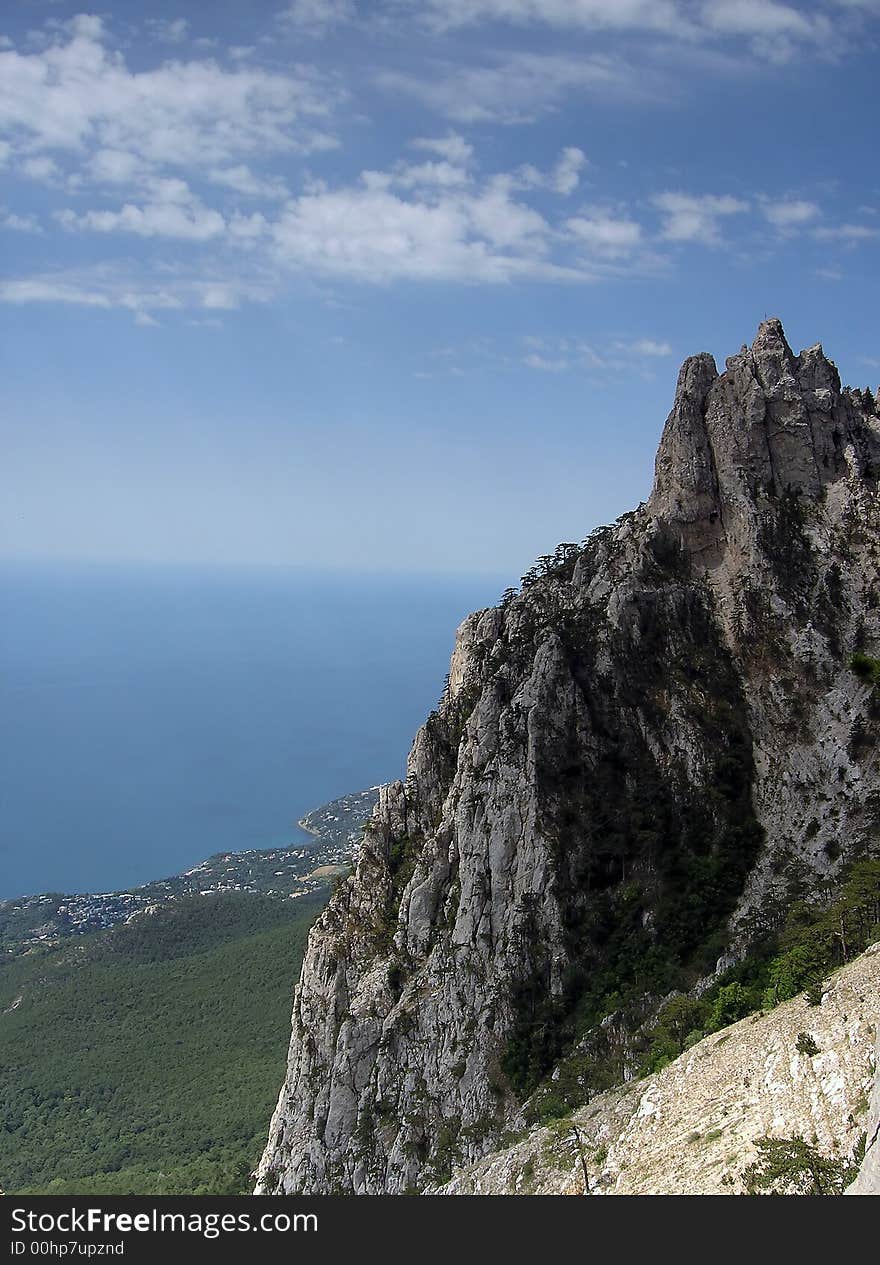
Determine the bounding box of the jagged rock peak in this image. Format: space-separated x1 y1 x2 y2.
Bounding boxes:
672 349 719 407
649 317 877 560
751 313 795 361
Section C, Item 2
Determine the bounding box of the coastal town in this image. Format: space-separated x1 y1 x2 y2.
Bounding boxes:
0 787 380 953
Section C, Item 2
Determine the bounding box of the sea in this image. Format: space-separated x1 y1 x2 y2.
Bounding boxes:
0 561 507 900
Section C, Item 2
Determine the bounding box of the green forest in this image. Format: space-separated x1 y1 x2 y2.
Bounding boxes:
0 891 324 1194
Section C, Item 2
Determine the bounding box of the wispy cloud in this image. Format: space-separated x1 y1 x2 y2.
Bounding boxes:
207 165 290 200
57 178 226 241
0 207 41 232
652 191 750 245
519 331 675 377
279 0 358 36
760 197 821 229
524 352 570 371
408 0 863 63
144 18 190 46
813 222 879 241
549 147 588 196
0 266 275 321
413 0 689 35
20 155 61 184
410 134 475 165
566 211 642 258
376 50 660 124
615 337 673 356
700 0 826 40
387 159 473 191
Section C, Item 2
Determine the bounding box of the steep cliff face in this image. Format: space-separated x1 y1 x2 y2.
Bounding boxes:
256 320 880 1194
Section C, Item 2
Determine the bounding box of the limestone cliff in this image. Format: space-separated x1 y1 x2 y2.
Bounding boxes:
256 320 880 1194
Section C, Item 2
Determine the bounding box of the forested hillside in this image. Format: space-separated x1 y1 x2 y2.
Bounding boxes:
0 892 324 1193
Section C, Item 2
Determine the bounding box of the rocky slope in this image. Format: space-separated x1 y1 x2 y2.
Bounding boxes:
437 943 878 1194
256 320 880 1195
847 1024 880 1194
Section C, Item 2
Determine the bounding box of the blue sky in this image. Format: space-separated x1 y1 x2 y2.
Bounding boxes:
1 0 878 575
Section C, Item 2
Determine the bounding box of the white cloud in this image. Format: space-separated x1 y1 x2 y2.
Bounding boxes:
514 148 590 196
0 16 340 174
700 1 819 38
761 197 821 229
270 169 587 283
813 222 879 241
58 179 226 242
551 147 588 195
465 178 549 249
566 212 642 257
208 165 289 199
20 154 61 183
575 342 608 369
273 187 495 282
0 267 274 320
273 188 462 282
699 0 837 61
280 0 357 35
0 208 41 232
401 0 870 64
519 331 675 376
652 191 749 244
200 285 242 310
524 352 569 371
615 338 673 356
228 212 271 242
417 0 687 34
88 148 146 185
390 160 472 190
377 51 657 125
0 279 113 308
145 18 190 45
58 202 225 241
410 134 474 165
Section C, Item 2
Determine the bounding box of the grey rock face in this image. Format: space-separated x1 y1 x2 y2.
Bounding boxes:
256 321 880 1194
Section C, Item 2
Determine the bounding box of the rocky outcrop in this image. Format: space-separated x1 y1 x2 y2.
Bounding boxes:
439 944 879 1195
256 321 880 1195
847 1028 880 1194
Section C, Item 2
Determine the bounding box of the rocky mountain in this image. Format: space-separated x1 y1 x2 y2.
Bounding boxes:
255 320 880 1195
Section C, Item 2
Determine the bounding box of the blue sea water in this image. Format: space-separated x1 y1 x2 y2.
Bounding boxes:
0 562 507 900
